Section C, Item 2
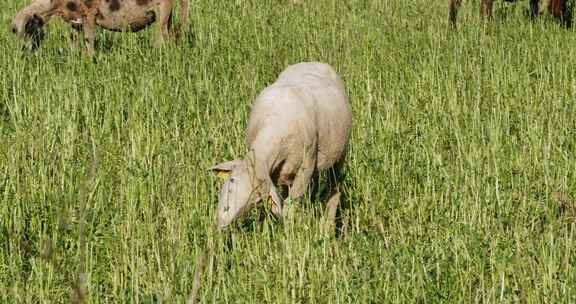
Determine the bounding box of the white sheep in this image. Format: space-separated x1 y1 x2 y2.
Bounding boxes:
211 62 352 229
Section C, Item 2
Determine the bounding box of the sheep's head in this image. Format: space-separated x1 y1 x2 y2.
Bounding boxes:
11 12 46 50
11 0 55 50
211 159 282 229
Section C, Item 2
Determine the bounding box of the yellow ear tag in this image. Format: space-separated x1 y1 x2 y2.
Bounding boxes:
267 197 273 208
216 171 231 179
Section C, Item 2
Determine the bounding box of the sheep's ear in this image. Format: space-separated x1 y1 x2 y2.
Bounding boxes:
210 160 242 179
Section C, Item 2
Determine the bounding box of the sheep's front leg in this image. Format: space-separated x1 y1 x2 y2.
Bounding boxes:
278 154 316 221
155 0 173 47
83 14 96 56
288 165 315 200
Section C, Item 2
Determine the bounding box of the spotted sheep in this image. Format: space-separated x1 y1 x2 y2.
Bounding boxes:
11 0 189 55
210 62 352 229
449 0 567 28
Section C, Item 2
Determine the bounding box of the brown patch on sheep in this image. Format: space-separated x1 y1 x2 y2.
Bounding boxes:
136 0 152 6
109 0 121 11
66 1 78 11
129 11 156 31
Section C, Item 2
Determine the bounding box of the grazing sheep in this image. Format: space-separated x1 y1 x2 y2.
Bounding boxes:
211 62 352 229
449 0 567 28
11 0 189 54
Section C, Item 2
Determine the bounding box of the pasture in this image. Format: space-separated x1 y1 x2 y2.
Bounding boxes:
1 0 575 302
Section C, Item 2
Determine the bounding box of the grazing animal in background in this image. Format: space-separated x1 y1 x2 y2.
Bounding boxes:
11 0 189 55
449 0 567 28
211 62 352 229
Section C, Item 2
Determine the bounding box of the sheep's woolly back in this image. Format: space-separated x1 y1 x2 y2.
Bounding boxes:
247 62 351 175
274 62 345 92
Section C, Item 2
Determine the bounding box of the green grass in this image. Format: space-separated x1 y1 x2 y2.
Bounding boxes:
1 0 576 302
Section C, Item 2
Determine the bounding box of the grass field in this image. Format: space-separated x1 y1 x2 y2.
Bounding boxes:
1 0 576 302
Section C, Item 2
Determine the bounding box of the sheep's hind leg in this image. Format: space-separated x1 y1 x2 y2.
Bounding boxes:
154 0 173 47
323 160 345 235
